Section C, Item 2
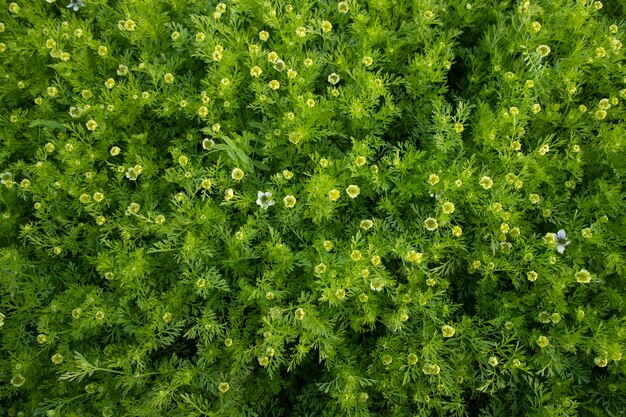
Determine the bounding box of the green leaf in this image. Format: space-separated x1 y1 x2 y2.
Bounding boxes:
29 119 67 131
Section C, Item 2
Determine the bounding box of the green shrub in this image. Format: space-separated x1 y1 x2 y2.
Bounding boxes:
1 0 625 415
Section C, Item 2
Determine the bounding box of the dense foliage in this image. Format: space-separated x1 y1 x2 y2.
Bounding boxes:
1 0 625 415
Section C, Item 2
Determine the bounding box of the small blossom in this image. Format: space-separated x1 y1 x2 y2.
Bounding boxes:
594 357 608 367
529 193 540 204
231 168 244 181
86 120 98 131
218 382 230 393
295 307 305 320
479 176 493 189
284 195 296 208
321 20 332 32
527 271 538 282
536 44 551 57
287 69 297 78
371 255 381 266
362 56 373 66
351 250 363 261
406 250 423 263
442 325 455 337
575 269 591 284
338 1 349 13
52 353 64 364
79 193 91 203
256 191 275 210
9 3 20 13
442 202 455 214
360 219 373 230
259 30 269 41
196 32 206 42
581 227 592 238
295 26 306 37
595 110 607 120
424 217 438 231
328 189 341 201
488 356 499 367
531 21 541 32
93 192 104 202
537 335 549 348
328 73 340 85
250 66 262 77
198 106 209 118
164 73 174 84
346 185 360 198
268 80 280 90
224 188 234 200
369 278 384 292
531 103 542 114
452 225 462 237
97 45 108 56
11 374 26 387
268 51 279 63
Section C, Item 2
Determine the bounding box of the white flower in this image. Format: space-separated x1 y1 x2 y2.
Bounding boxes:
256 191 275 210
552 229 570 254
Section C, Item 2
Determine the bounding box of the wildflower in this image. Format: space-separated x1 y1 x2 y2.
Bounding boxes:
370 278 384 292
37 334 47 344
531 21 541 32
406 250 423 263
442 325 455 337
454 122 464 133
335 288 346 300
529 193 540 204
328 189 341 201
125 165 143 180
549 229 569 254
595 110 607 120
423 10 434 19
371 255 381 266
537 335 549 348
314 263 326 274
97 45 108 56
126 202 140 215
79 193 91 204
9 3 20 13
536 44 551 57
231 168 244 181
328 73 340 85
201 179 212 190
363 56 373 66
442 202 455 214
47 86 58 97
287 69 297 78
346 185 360 198
422 363 440 375
488 356 498 367
595 47 606 58
268 51 279 63
360 219 373 230
178 155 188 166
258 356 269 366
196 32 206 42
408 353 419 365
202 138 214 150
527 271 538 282
338 1 349 13
581 227 592 238
164 73 174 84
218 382 230 393
525 79 535 88
304 58 313 67
284 195 296 208
594 357 608 367
52 353 64 364
382 354 393 365
259 30 269 41
224 188 234 200
551 313 561 323
477 176 493 189
306 99 315 107
295 307 305 320
452 225 462 237
510 141 521 151
322 21 332 32
269 80 280 90
155 215 165 225
531 103 542 114
295 26 306 37
60 51 70 61
93 192 104 202
198 106 209 117
11 374 26 387
575 269 591 284
95 311 105 320
351 250 363 261
212 50 222 61
250 66 262 77
424 217 438 231
162 312 172 323
256 191 275 210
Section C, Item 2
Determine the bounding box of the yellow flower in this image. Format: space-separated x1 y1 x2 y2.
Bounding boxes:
537 335 549 348
201 179 212 190
98 45 108 56
408 353 418 365
452 225 462 237
338 1 349 13
322 20 332 32
531 21 541 32
350 250 362 261
9 3 20 14
295 307 305 320
218 382 230 393
259 30 269 41
314 263 326 274
306 98 315 107
37 334 48 344
525 79 535 88
428 173 440 185
596 47 606 58
527 271 538 282
371 255 381 266
594 357 608 367
224 188 234 200
268 51 279 63
282 169 293 179
79 193 91 203
155 214 165 224
581 227 592 238
406 250 423 263
360 219 373 230
51 353 64 364
529 193 540 204
85 119 98 131
196 32 206 42
213 50 222 61
595 110 607 120
382 354 393 365
355 156 366 166
93 192 104 202
46 39 57 49
304 58 313 67
164 73 174 84
231 168 244 181
96 216 106 225
479 176 493 189
105 78 115 89
536 44 551 57
346 185 360 198
323 240 333 251
284 195 296 208
124 19 136 30
128 202 140 214
47 86 58 97
287 69 297 78
454 122 464 133
510 141 522 151
258 356 269 367
295 26 306 37
362 56 373 66
250 66 262 77
328 189 340 201
424 217 438 231
198 106 208 117
575 269 591 284
442 202 455 214
531 103 542 114
269 80 280 90
442 325 455 337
